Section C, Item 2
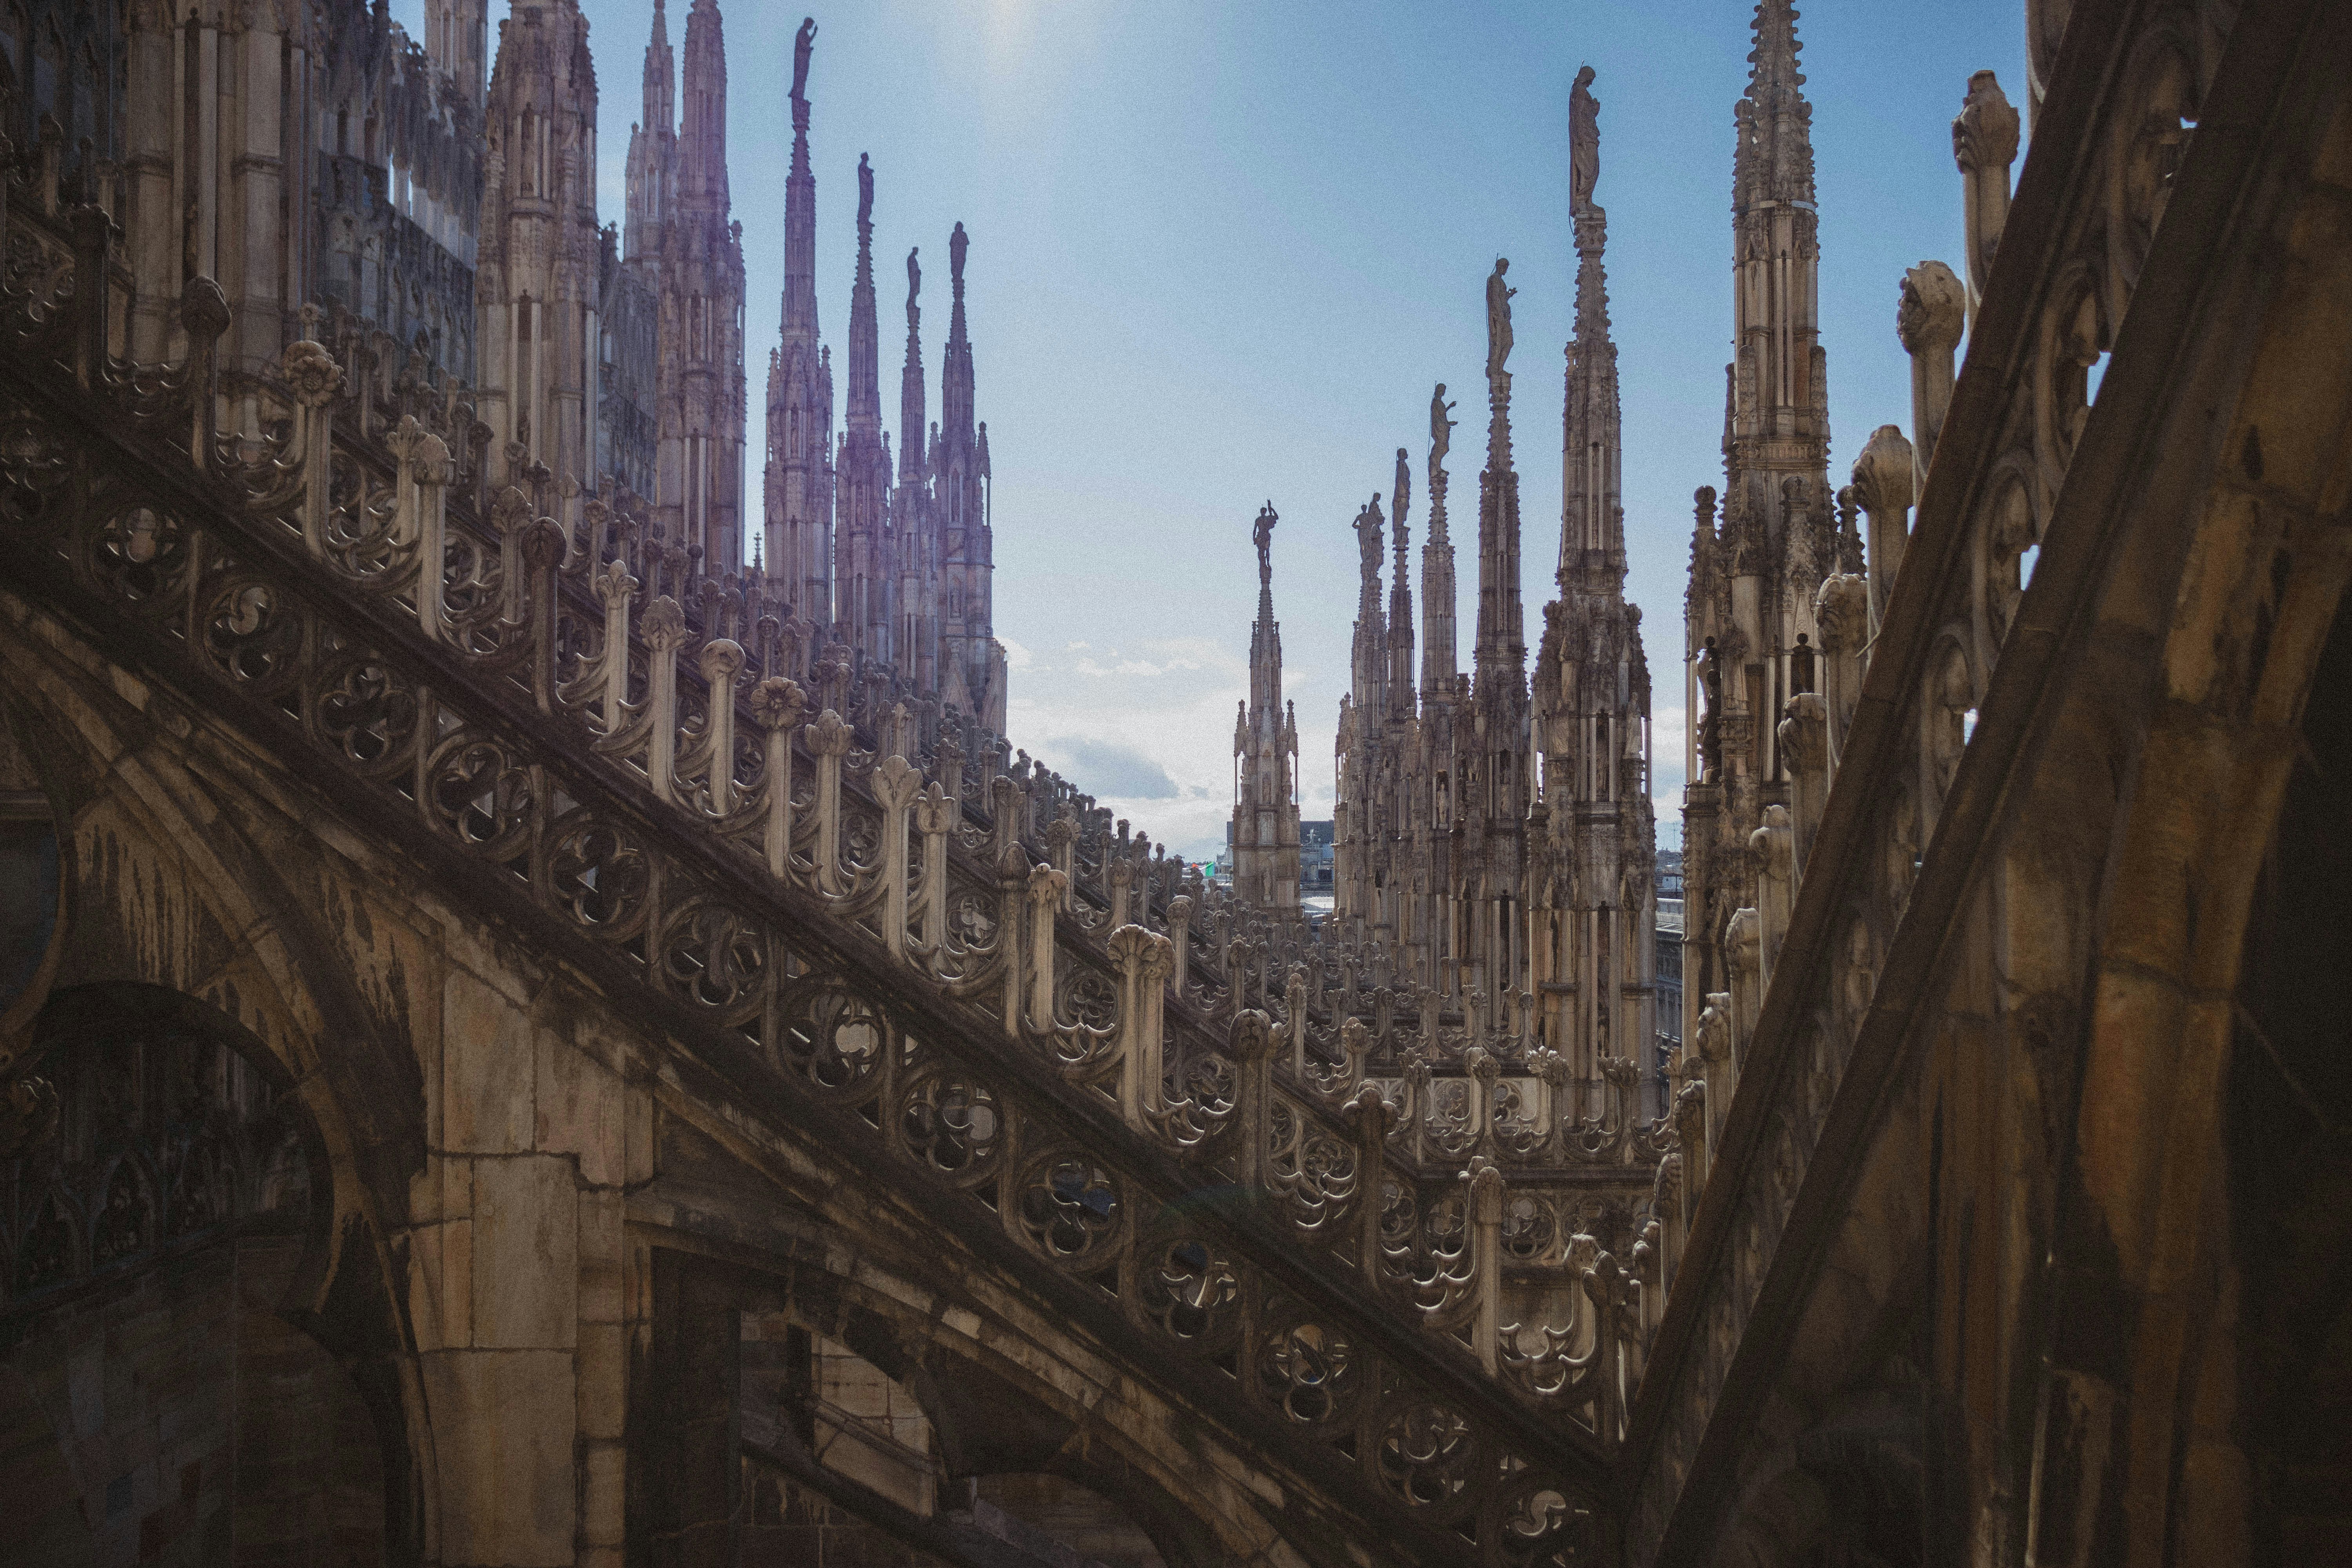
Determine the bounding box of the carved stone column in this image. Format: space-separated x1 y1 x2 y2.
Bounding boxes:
1232 1010 1276 1191
1953 70 2022 332
911 782 956 955
1672 1082 1707 1215
1344 1083 1396 1293
491 484 534 624
750 678 808 881
1164 895 1192 1001
1109 854 1134 930
1281 965 1310 1080
286 341 345 557
1045 812 1077 913
1025 863 1066 1035
1464 1046 1499 1161
1693 995 1732 1167
523 519 566 716
641 597 691 806
871 755 921 958
807 710 855 895
1110 924 1172 1129
697 640 747 813
1851 424 1916 634
1465 1158 1505 1376
1813 574 1871 767
1897 262 1967 501
989 774 1023 876
1726 906 1762 1060
1339 1016 1372 1100
1751 807 1793 986
1779 695 1830 876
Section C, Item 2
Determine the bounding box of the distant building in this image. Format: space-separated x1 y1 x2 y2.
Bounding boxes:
1299 819 1335 892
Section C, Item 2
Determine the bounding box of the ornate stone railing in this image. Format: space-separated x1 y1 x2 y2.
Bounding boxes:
1621 0 2234 1557
0 198 1664 1562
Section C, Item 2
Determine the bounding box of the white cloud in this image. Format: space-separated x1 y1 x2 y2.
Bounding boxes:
1004 633 1249 855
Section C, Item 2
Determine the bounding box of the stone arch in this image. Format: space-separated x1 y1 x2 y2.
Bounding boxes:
5 982 393 1564
2228 588 2352 1562
0 622 436 1557
637 1229 1306 1568
2027 71 2352 1567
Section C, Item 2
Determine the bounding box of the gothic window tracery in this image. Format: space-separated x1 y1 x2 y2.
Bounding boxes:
7 994 316 1304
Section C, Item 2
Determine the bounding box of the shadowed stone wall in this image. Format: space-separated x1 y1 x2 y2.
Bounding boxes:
2 1234 386 1566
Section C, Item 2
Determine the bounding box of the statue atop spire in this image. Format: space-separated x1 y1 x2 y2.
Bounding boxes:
764 0 827 596
857 152 873 229
899 246 925 485
1485 258 1515 382
1388 447 1416 721
1563 66 1623 579
1422 381 1459 702
1570 65 1600 216
1236 499 1299 918
1354 494 1385 590
791 16 816 106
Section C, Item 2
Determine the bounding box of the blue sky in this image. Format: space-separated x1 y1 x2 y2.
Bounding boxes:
415 0 2027 855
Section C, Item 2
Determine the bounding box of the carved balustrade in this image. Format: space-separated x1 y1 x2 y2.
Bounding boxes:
0 192 1662 1560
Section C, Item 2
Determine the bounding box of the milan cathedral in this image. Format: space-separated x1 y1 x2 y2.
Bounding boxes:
3 0 2342 1563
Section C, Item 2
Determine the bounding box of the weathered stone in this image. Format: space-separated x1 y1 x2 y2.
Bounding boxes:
443 970 535 1156
421 1350 577 1567
471 1156 579 1351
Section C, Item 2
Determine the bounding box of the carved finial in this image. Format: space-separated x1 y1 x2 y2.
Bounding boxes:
1851 425 1916 517
1896 261 1967 354
1952 69 2021 174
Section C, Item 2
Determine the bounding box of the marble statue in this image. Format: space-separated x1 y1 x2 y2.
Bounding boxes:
1254 501 1278 586
1570 66 1600 214
792 17 817 103
1486 258 1515 379
906 247 920 332
1355 495 1384 581
858 152 873 227
1430 383 1456 466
